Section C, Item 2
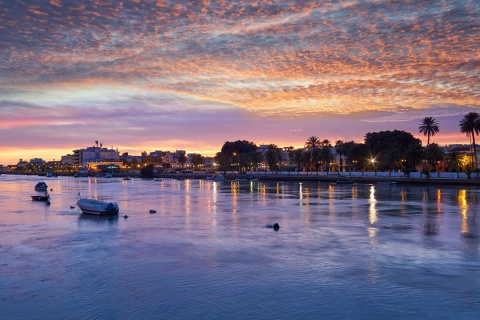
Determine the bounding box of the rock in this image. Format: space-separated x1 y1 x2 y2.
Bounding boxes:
266 223 280 230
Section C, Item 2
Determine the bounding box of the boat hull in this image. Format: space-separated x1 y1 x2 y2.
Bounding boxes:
31 195 50 201
77 199 119 216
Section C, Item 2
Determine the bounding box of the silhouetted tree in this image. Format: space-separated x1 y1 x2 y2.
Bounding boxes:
365 130 422 170
265 144 282 171
140 164 155 178
459 112 480 170
418 117 440 147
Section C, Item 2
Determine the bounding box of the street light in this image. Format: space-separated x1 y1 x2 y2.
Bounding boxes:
371 158 376 175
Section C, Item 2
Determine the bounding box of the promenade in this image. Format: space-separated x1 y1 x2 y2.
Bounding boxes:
160 170 480 186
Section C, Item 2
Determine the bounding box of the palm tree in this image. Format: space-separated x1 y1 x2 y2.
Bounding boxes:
424 143 445 169
459 112 480 169
320 139 334 171
305 136 321 150
447 150 463 173
305 136 321 173
418 117 440 147
335 140 347 172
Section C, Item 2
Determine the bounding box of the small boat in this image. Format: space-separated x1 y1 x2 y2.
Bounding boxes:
335 180 355 184
123 176 132 180
212 174 225 182
77 198 119 215
32 192 50 202
105 173 113 178
377 181 397 185
34 182 48 191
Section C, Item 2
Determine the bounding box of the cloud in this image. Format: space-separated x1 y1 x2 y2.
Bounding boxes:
0 0 479 163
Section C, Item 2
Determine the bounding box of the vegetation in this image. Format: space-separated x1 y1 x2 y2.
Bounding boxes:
190 154 205 171
7 113 480 177
364 130 422 171
215 140 259 172
140 164 155 178
265 144 282 171
459 112 480 170
418 117 440 147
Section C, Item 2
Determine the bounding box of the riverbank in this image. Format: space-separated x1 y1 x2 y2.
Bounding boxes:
3 171 480 186
157 172 480 186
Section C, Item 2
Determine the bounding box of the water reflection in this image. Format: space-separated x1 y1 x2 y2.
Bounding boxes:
1 176 480 319
368 185 378 224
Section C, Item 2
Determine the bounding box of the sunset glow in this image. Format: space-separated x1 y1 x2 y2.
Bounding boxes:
1 0 479 165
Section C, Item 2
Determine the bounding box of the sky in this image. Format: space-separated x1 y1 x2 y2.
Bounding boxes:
0 0 479 165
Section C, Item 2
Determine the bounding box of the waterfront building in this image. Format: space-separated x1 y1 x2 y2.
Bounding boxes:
61 154 75 165
72 142 120 167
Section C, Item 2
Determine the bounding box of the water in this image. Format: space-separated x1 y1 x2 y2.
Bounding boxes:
0 175 479 319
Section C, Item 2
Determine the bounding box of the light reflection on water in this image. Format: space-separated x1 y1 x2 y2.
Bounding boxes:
0 175 479 319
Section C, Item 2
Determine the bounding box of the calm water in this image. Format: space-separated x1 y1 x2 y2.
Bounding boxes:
0 175 479 319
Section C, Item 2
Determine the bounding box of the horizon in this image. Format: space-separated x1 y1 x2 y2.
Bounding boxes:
1 1 479 166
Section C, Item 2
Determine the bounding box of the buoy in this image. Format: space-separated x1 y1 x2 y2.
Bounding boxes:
46 201 51 206
70 206 75 209
50 188 53 191
149 210 156 213
124 215 129 219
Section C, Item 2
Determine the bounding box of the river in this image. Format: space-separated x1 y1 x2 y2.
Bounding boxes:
0 175 479 319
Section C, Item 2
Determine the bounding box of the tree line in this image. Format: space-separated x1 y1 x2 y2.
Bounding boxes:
213 112 480 175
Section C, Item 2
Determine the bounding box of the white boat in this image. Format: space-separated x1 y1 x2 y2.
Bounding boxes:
77 198 119 215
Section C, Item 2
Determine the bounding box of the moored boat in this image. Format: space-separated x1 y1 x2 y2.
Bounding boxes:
77 198 119 215
212 174 225 182
34 181 48 191
31 192 50 201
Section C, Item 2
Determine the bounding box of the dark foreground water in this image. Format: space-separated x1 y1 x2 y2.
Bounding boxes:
0 175 479 319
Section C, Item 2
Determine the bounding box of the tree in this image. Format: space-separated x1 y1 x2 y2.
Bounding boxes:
290 148 304 171
335 140 348 172
346 143 368 171
305 136 321 149
214 152 231 173
140 164 155 178
418 117 440 147
242 151 263 171
320 139 334 171
218 140 258 172
447 150 463 173
177 154 187 168
220 140 258 155
403 143 423 170
459 112 480 170
424 143 445 169
265 144 282 171
190 154 205 171
365 130 422 170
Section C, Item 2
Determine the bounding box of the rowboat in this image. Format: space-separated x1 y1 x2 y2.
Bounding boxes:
77 198 119 215
32 192 50 201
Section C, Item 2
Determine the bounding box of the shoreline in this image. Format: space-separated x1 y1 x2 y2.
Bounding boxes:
3 172 480 186
156 172 480 186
